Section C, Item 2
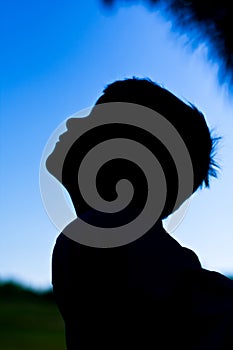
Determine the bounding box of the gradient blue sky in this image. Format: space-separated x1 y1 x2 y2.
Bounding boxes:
1 0 233 289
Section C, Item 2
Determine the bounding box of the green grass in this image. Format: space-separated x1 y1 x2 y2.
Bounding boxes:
1 275 233 350
0 282 66 350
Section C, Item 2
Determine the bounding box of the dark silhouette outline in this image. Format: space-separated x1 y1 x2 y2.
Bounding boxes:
50 78 233 349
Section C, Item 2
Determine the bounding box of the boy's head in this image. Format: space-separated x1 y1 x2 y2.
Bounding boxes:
47 77 220 221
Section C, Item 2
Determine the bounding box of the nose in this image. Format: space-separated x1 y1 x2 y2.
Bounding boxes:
66 118 78 130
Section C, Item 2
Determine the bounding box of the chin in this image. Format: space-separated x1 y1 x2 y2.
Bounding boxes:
46 146 63 183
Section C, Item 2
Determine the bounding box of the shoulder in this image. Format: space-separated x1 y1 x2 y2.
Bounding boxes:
192 268 233 295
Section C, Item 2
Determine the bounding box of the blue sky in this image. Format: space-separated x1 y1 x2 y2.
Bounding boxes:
1 0 233 289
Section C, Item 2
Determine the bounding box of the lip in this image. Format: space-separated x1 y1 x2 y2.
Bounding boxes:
58 132 69 142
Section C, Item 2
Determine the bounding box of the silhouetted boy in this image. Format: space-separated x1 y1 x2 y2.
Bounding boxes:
48 78 233 349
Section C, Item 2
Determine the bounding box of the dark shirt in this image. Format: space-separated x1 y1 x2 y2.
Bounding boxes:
52 218 233 349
